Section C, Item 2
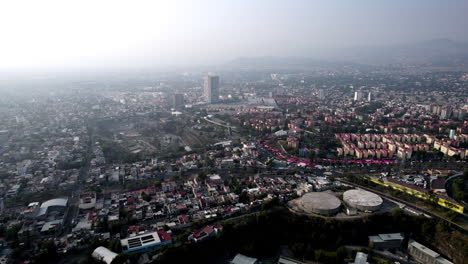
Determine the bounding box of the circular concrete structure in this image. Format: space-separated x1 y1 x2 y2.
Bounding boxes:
298 192 342 215
343 189 383 211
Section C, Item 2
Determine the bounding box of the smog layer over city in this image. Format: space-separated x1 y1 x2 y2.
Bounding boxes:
0 1 467 264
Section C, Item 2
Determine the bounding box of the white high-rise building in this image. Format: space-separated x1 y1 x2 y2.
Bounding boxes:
368 92 372 102
354 91 364 101
204 75 219 104
318 89 325 100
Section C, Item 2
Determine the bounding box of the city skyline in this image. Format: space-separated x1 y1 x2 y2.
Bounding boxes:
1 0 468 70
0 1 466 264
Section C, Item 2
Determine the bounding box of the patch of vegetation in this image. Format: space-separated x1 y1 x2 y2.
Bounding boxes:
452 171 468 203
155 207 467 264
101 141 145 163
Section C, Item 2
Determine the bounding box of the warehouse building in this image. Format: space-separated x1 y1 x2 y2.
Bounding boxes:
36 198 69 233
36 198 68 219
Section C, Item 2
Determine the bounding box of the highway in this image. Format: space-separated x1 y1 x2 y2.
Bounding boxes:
203 116 237 131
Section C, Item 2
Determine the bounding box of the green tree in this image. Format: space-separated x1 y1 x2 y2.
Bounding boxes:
109 239 122 253
113 254 128 264
453 178 467 203
238 191 250 204
197 171 207 182
34 240 58 263
141 191 151 202
290 242 306 259
5 223 22 241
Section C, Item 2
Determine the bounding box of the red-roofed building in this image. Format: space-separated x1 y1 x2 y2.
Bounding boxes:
157 230 172 243
189 224 222 242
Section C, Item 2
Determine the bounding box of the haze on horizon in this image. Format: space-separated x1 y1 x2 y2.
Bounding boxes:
1 0 468 71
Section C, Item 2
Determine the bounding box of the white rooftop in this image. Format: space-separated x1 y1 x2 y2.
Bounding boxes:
343 189 383 207
209 174 222 181
121 232 161 251
40 198 68 208
231 254 258 264
92 247 118 264
409 240 440 258
354 252 368 264
378 233 404 241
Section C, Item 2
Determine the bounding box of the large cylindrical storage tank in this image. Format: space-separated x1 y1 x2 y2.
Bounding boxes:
343 189 383 211
300 192 341 215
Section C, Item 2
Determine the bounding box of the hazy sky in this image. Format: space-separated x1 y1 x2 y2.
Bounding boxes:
1 0 467 70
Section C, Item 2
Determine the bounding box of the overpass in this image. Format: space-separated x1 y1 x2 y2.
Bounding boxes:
203 116 238 131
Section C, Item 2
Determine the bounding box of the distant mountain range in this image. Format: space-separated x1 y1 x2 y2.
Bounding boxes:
223 56 360 70
340 38 468 66
224 39 468 69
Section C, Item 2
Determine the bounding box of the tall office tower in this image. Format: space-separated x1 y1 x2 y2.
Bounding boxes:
318 89 325 100
368 92 372 102
440 107 452 120
354 91 364 101
204 75 219 104
172 93 184 108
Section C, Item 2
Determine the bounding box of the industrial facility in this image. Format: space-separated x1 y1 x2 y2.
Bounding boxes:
343 189 383 212
36 197 69 233
36 198 68 219
289 192 341 216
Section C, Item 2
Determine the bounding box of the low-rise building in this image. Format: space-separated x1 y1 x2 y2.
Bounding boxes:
121 230 172 253
79 192 97 210
368 233 404 249
189 224 222 242
408 240 453 264
92 247 118 264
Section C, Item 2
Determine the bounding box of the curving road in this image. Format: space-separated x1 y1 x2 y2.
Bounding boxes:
203 116 237 131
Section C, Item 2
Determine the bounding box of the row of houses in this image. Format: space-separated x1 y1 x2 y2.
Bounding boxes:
336 133 468 160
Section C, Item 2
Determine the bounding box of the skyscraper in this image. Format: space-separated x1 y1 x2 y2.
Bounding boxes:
354 91 364 101
204 75 219 104
318 89 325 100
368 92 372 102
172 93 184 108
